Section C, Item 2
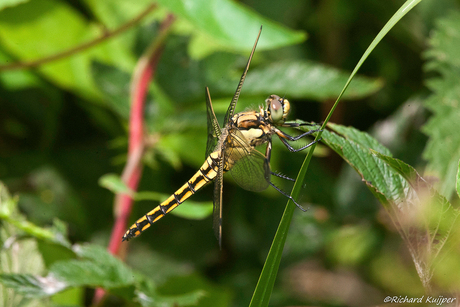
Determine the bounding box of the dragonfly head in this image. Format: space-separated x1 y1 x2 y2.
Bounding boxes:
265 95 290 124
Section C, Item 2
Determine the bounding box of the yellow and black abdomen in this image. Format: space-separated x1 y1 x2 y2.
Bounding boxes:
122 152 220 241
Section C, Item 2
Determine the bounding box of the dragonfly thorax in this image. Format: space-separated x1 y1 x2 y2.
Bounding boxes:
264 95 290 124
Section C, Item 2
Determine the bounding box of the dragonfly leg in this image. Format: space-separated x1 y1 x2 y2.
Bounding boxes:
269 181 306 211
271 171 295 182
280 137 322 153
266 141 294 181
266 133 306 210
277 127 322 141
283 121 323 128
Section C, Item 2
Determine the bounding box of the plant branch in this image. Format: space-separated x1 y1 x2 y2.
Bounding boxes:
0 3 157 71
107 14 176 257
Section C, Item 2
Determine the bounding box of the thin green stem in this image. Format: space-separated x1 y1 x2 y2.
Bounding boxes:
0 3 157 71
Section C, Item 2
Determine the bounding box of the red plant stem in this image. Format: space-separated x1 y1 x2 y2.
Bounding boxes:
93 14 175 307
107 13 175 257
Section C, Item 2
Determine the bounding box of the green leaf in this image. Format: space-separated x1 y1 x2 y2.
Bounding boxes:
0 0 29 10
424 11 460 70
0 0 101 99
422 11 460 200
0 184 49 303
327 224 378 266
321 126 408 206
99 176 213 220
15 167 85 240
49 244 135 289
99 173 135 196
139 273 231 307
371 149 420 184
137 279 205 307
168 201 213 220
240 60 384 100
328 123 391 155
156 50 382 115
91 62 132 119
371 150 460 289
156 0 306 54
82 0 154 28
0 182 17 218
0 49 43 90
0 244 136 298
134 192 213 220
0 274 64 298
294 124 460 290
0 183 71 248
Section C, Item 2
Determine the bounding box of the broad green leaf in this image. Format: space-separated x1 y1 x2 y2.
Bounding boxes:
372 150 460 289
139 274 231 307
0 244 135 298
422 100 460 200
49 244 135 289
423 12 460 199
240 60 383 100
0 50 43 89
0 0 140 99
99 173 135 196
371 149 421 184
167 201 213 220
137 278 205 307
156 0 306 55
319 126 408 205
18 167 87 237
78 0 148 72
159 131 207 167
424 11 460 70
0 274 62 298
135 192 213 220
0 183 71 248
91 62 131 119
157 47 382 111
0 183 49 304
0 0 29 10
328 123 391 155
0 217 70 248
0 0 101 99
99 175 213 220
327 224 378 266
155 40 240 106
299 124 460 290
0 182 17 218
82 0 154 28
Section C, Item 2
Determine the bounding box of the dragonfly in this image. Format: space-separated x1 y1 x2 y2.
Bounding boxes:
122 27 320 247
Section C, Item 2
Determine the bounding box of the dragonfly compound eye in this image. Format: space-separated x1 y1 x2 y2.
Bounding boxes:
266 95 290 123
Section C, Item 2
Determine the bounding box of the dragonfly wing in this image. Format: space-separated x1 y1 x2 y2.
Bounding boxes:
206 87 222 158
223 27 262 125
226 129 270 192
212 144 225 249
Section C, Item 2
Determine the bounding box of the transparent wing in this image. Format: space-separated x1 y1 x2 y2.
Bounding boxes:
223 27 262 125
212 145 225 249
226 128 270 192
206 87 222 158
210 27 262 248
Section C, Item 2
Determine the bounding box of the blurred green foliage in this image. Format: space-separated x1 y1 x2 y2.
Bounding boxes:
1 0 460 306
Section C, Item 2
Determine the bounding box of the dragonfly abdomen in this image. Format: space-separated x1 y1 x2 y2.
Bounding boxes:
122 153 220 241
